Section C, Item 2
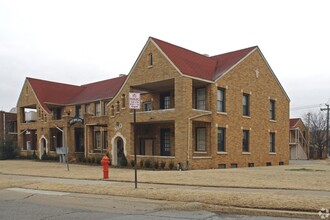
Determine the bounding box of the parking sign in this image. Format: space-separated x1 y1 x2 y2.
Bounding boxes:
129 93 140 109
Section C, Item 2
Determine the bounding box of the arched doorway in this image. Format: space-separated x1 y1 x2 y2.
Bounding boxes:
39 137 47 160
111 135 126 166
117 138 124 166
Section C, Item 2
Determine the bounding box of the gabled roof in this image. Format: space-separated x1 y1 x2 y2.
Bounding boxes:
27 77 83 112
151 37 257 81
69 76 127 104
290 118 301 128
26 75 127 113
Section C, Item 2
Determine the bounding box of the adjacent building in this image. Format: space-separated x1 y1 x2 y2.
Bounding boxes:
289 118 309 160
17 37 290 169
0 110 17 146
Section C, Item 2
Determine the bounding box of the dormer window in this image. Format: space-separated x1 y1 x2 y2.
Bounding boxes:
148 53 153 66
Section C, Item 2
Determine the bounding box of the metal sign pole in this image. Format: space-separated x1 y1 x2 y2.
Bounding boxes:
134 109 137 188
129 92 140 189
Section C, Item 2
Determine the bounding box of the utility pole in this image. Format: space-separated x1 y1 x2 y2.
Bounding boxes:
321 104 329 158
307 112 311 159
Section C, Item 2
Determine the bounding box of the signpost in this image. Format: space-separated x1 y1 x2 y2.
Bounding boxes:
129 93 140 188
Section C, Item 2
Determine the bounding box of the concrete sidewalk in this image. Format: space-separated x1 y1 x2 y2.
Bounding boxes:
0 160 329 218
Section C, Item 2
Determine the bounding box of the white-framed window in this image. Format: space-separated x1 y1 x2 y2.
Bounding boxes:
95 102 101 116
242 93 250 116
94 131 101 150
104 101 109 115
195 127 206 151
270 99 276 120
160 93 171 109
196 88 206 110
217 88 225 112
85 104 90 114
242 130 249 152
144 102 152 111
217 127 226 152
269 132 275 152
148 53 153 66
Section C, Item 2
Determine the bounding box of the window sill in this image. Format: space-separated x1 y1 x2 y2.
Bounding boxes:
217 112 227 115
269 152 276 155
242 152 251 155
192 156 212 159
148 65 153 69
217 152 228 155
131 155 175 159
243 115 251 119
194 151 207 154
269 120 276 123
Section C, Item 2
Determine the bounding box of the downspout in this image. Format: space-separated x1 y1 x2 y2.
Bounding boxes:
187 112 212 168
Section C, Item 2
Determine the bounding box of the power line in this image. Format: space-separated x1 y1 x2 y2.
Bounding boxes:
291 104 321 111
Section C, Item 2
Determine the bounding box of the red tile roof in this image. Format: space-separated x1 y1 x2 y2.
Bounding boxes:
69 76 127 104
27 75 127 113
151 37 257 81
290 118 300 128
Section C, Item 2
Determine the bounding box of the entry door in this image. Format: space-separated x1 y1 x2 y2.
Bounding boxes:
117 138 124 165
160 129 171 156
145 139 154 155
75 128 84 152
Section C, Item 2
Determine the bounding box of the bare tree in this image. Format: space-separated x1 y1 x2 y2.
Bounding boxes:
303 111 327 159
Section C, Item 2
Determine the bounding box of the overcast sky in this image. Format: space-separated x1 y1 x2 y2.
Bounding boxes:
0 0 329 118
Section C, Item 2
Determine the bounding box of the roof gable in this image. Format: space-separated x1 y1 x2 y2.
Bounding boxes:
290 118 301 128
151 37 257 81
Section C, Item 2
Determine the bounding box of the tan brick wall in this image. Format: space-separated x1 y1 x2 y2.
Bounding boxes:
200 49 290 169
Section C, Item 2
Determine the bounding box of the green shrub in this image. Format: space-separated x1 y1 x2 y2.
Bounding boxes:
160 161 166 169
120 154 128 167
169 160 174 170
145 159 151 169
41 151 48 160
130 159 136 168
0 138 18 160
87 157 92 164
32 150 37 160
153 160 159 169
96 156 102 165
140 159 144 168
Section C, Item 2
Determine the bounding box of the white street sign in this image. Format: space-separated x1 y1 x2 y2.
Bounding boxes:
129 93 140 109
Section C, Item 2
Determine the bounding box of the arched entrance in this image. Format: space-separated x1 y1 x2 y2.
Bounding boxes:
117 138 124 166
39 137 48 160
111 134 126 166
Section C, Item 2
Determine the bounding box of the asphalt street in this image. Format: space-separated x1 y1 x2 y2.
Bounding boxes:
0 188 311 220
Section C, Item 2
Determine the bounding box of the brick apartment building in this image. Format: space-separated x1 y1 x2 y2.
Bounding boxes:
108 37 290 169
17 37 290 169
